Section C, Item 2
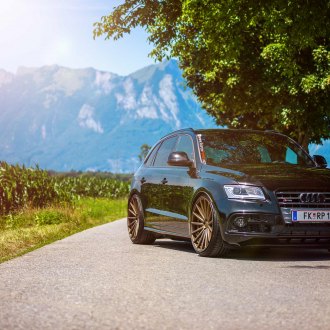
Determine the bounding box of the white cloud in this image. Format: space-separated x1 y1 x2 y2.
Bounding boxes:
78 104 103 133
196 113 205 126
137 106 158 119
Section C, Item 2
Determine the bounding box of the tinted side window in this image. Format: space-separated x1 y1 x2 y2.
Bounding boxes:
154 136 178 167
175 135 195 161
285 147 298 164
144 144 160 166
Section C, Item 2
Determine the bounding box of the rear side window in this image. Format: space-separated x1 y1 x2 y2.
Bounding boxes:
153 136 178 167
175 134 195 161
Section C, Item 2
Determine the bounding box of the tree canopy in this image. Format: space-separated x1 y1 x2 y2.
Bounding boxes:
94 0 330 149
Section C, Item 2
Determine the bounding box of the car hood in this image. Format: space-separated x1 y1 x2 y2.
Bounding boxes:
205 164 330 191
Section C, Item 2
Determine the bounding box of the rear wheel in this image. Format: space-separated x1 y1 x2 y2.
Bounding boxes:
190 193 229 257
127 194 156 244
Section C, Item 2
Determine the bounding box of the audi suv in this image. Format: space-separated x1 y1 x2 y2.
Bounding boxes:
127 129 330 257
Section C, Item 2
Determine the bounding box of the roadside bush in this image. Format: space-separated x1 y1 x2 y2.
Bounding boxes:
35 210 68 226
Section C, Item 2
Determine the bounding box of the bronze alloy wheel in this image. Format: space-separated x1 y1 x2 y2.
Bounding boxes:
127 194 156 244
127 195 140 240
190 194 229 257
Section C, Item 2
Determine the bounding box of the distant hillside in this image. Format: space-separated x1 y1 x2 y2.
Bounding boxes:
0 60 328 172
0 60 216 172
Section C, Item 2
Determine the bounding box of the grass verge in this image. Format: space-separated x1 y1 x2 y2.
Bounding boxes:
0 198 127 263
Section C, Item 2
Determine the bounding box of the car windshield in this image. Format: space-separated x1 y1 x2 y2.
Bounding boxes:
200 131 315 167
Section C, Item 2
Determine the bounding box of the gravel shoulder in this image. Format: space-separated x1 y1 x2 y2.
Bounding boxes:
1 218 330 329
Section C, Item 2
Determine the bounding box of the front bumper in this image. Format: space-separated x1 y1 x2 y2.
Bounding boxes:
223 215 330 247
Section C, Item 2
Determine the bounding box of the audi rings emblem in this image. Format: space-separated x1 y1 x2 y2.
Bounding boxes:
299 193 326 203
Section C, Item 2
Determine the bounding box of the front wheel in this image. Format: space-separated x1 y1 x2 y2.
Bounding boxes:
127 194 156 244
190 193 229 257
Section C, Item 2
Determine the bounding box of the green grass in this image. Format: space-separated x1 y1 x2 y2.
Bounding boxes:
0 198 127 263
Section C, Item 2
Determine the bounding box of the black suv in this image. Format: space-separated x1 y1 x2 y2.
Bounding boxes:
127 129 330 257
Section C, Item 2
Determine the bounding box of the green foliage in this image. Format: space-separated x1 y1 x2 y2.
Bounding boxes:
35 210 68 226
0 161 72 215
77 197 127 220
94 0 330 149
138 144 151 161
0 162 130 216
50 170 132 182
56 176 130 199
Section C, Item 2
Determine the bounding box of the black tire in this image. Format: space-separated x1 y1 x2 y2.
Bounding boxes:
127 194 156 244
190 193 229 257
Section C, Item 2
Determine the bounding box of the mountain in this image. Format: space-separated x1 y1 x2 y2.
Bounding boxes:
0 60 217 172
0 60 328 172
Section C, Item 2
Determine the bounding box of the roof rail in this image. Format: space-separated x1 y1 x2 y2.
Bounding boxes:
159 128 195 141
173 127 194 133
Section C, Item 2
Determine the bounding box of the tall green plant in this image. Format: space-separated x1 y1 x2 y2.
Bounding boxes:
0 162 130 216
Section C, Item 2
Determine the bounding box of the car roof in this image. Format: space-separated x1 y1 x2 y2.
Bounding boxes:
160 128 287 139
194 128 281 135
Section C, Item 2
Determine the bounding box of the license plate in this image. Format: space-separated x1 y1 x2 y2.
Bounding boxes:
292 210 330 222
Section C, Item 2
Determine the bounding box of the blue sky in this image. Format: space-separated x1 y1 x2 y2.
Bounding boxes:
0 0 154 75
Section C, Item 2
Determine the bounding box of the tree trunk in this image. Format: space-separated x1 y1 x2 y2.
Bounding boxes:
297 131 310 153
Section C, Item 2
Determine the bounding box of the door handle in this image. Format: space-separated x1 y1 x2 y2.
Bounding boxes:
161 178 168 184
140 177 146 184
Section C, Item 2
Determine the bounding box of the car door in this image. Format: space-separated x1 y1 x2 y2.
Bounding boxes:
159 134 196 237
142 135 178 230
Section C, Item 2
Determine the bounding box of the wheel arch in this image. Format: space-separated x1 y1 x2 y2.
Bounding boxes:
128 189 146 212
189 188 219 221
128 189 140 199
188 187 227 241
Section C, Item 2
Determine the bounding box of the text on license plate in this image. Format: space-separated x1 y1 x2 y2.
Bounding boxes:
292 210 330 222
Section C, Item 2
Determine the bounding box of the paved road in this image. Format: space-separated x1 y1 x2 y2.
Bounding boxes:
1 219 330 330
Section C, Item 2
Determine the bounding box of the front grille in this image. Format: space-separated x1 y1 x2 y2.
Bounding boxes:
276 191 330 208
276 190 330 223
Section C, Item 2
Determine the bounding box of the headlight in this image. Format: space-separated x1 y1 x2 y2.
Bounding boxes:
224 185 265 200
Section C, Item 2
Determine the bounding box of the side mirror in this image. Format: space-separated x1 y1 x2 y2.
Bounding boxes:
168 152 193 167
313 155 327 168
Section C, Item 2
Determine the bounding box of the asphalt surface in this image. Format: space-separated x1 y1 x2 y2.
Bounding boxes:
1 219 330 330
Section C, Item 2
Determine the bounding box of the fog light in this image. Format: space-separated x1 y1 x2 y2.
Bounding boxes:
233 217 247 228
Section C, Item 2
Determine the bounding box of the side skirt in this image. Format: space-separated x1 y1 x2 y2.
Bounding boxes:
145 226 190 241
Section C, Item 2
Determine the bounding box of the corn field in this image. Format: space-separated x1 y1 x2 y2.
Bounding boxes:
0 161 130 215
55 176 130 199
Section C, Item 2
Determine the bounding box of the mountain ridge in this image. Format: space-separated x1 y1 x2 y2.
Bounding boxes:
0 60 217 172
0 60 328 172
